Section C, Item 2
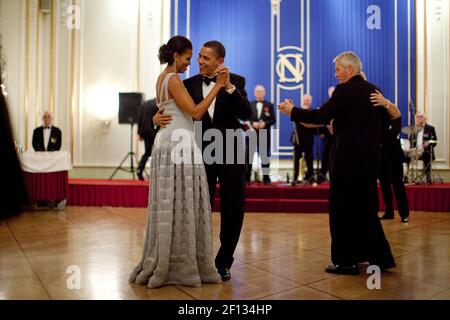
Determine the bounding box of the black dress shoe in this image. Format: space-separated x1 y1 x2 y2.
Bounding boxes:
325 264 359 275
217 268 231 281
401 217 409 223
380 213 394 220
137 171 144 181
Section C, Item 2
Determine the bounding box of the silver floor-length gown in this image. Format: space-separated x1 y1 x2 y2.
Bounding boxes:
129 73 221 288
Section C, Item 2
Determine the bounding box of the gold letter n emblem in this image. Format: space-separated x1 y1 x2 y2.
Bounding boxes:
276 53 305 84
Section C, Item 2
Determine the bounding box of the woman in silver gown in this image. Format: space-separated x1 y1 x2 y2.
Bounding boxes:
129 36 228 288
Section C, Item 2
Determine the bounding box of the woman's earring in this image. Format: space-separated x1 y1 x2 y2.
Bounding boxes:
173 62 177 73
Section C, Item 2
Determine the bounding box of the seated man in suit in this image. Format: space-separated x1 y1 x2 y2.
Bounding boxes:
32 111 62 152
415 112 437 183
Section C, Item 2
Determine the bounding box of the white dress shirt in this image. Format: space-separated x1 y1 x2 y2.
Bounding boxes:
202 80 236 120
256 101 263 119
416 130 424 152
43 125 52 151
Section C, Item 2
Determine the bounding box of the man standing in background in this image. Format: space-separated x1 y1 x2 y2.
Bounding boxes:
32 111 62 152
137 98 159 181
246 85 275 184
291 94 315 185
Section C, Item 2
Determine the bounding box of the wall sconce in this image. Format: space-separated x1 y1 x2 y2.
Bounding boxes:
101 119 111 133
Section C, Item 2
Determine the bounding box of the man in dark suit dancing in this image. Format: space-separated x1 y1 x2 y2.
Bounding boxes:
32 111 62 152
154 40 251 281
278 51 398 275
246 85 275 184
136 98 159 181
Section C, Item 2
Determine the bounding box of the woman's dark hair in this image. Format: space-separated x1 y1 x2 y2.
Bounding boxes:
158 35 193 65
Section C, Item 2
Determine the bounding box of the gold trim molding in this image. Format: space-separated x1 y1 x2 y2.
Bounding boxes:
70 0 77 161
34 0 40 128
24 0 30 150
49 0 55 115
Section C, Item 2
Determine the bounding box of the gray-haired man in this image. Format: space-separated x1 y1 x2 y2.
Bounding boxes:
279 51 397 275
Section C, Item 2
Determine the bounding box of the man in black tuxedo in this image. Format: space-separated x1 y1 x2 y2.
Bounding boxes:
246 85 275 184
278 51 397 275
136 98 159 181
154 40 251 281
32 111 62 152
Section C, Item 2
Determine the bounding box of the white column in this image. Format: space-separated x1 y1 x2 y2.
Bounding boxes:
416 0 450 168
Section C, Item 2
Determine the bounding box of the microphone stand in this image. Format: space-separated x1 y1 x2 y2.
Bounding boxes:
406 101 419 184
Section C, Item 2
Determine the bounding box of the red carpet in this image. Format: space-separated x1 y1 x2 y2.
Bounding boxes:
67 179 450 213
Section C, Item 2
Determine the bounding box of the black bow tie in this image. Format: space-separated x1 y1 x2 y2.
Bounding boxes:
44 127 51 130
203 75 217 86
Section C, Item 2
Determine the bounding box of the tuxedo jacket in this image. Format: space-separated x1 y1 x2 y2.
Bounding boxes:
249 100 275 147
249 100 275 128
290 75 387 174
413 123 437 160
32 126 62 152
184 73 251 165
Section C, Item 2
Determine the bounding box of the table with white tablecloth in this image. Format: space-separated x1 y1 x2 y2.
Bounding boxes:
19 151 72 202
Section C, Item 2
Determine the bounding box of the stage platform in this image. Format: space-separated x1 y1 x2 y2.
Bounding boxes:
67 179 450 213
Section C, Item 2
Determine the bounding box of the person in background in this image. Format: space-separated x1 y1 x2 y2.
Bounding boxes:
415 113 437 184
371 91 410 223
32 111 62 152
318 87 335 182
291 94 315 185
246 85 275 184
136 98 159 181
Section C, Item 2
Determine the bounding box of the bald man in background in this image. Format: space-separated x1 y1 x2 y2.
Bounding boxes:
32 111 62 152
